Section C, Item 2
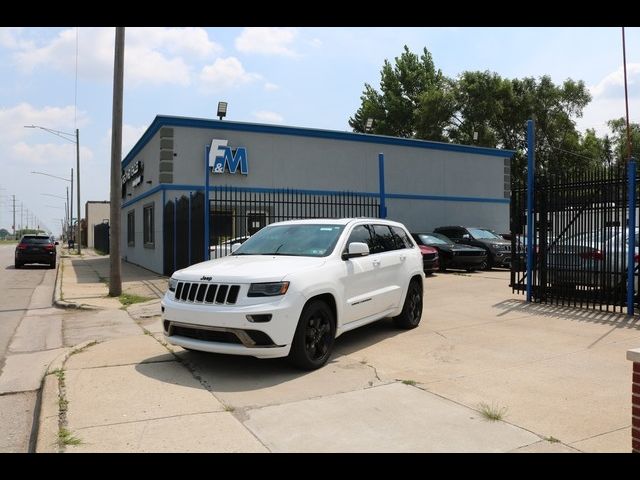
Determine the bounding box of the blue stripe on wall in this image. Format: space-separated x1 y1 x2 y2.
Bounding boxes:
387 193 510 204
122 184 509 208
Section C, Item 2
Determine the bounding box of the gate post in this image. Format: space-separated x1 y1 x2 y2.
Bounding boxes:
526 119 536 303
204 146 211 261
378 153 387 219
627 160 636 316
188 192 192 266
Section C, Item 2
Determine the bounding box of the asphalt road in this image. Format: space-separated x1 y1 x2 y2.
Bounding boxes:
0 243 59 452
0 244 54 373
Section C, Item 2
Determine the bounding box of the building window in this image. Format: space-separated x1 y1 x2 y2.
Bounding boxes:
127 210 135 246
143 203 154 247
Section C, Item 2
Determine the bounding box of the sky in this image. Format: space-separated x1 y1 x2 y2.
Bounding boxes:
1 26 639 236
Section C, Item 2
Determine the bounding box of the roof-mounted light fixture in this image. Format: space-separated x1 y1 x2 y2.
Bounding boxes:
217 101 228 121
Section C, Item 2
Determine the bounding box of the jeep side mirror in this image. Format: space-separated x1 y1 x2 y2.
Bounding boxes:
342 242 369 260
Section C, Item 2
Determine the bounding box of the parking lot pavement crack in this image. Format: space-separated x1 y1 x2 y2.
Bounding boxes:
568 424 630 446
72 410 230 431
365 363 382 382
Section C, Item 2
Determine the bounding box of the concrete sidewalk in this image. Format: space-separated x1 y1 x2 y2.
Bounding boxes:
36 252 637 452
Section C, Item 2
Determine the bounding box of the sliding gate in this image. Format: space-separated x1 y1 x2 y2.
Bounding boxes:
164 187 380 275
511 165 638 312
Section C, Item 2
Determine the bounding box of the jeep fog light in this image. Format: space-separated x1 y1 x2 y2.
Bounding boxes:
246 314 273 323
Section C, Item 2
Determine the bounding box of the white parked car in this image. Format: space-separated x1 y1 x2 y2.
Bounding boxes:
162 218 425 369
209 236 250 259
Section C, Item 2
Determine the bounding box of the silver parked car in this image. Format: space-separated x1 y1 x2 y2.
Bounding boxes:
547 228 639 291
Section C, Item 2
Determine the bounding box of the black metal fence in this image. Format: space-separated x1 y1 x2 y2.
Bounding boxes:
163 187 380 275
511 165 638 312
94 222 110 254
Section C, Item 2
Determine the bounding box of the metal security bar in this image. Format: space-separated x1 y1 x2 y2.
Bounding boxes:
511 165 639 313
163 187 380 274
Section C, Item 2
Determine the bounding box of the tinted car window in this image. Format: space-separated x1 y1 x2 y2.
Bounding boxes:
437 228 462 240
371 225 397 253
391 226 412 249
346 225 373 247
21 236 52 244
467 228 501 239
417 233 451 245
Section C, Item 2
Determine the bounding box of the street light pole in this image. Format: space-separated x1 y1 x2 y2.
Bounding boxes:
26 125 80 254
31 170 73 246
76 128 81 254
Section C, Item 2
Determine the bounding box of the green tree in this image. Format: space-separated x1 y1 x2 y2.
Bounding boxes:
348 45 455 141
350 46 593 184
606 117 640 166
0 228 9 239
448 73 591 181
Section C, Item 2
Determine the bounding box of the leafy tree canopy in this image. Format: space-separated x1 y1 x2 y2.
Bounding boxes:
349 46 637 183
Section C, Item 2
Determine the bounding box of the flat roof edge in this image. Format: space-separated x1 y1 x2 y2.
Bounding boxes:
122 115 516 168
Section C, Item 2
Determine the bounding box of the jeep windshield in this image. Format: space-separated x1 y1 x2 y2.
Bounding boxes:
232 224 345 257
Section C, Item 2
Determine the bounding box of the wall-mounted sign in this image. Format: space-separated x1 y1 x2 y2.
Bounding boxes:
209 139 248 175
122 160 144 186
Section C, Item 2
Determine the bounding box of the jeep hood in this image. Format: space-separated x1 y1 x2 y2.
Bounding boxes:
172 255 327 283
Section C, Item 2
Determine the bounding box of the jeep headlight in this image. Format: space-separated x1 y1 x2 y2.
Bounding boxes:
168 277 178 292
248 281 290 297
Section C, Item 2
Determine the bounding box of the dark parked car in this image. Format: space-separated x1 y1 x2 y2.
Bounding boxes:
15 234 58 269
412 232 487 272
433 226 511 270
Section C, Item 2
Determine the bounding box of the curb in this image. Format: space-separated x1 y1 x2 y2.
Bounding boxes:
52 255 100 311
46 339 97 375
35 340 99 453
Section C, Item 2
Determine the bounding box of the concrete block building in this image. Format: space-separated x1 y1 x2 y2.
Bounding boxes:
121 115 514 274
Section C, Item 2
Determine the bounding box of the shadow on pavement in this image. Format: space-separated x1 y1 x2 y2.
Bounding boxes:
493 298 640 329
134 317 405 393
6 264 51 270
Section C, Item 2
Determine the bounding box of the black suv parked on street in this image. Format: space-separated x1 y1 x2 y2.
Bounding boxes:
15 234 58 269
433 226 511 270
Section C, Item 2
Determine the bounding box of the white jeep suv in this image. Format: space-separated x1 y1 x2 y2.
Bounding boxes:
162 218 425 370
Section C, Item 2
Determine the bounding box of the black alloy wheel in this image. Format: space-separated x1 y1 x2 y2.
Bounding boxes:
288 300 336 370
393 280 423 329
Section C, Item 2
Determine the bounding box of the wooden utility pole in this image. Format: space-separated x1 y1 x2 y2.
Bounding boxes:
109 27 125 296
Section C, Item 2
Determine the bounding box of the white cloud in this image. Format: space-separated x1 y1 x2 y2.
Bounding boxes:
264 82 279 91
252 110 284 124
10 142 93 167
126 27 222 58
576 96 640 137
0 103 89 145
9 27 222 87
309 38 322 48
199 57 261 91
0 27 30 49
589 63 640 99
235 28 299 57
576 64 640 136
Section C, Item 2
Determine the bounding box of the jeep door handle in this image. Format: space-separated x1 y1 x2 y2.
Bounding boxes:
399 255 406 261
372 259 381 266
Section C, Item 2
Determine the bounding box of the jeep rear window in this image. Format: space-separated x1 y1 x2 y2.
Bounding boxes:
232 224 345 257
21 236 52 244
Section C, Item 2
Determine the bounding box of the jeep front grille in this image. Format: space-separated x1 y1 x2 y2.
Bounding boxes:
174 282 241 305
